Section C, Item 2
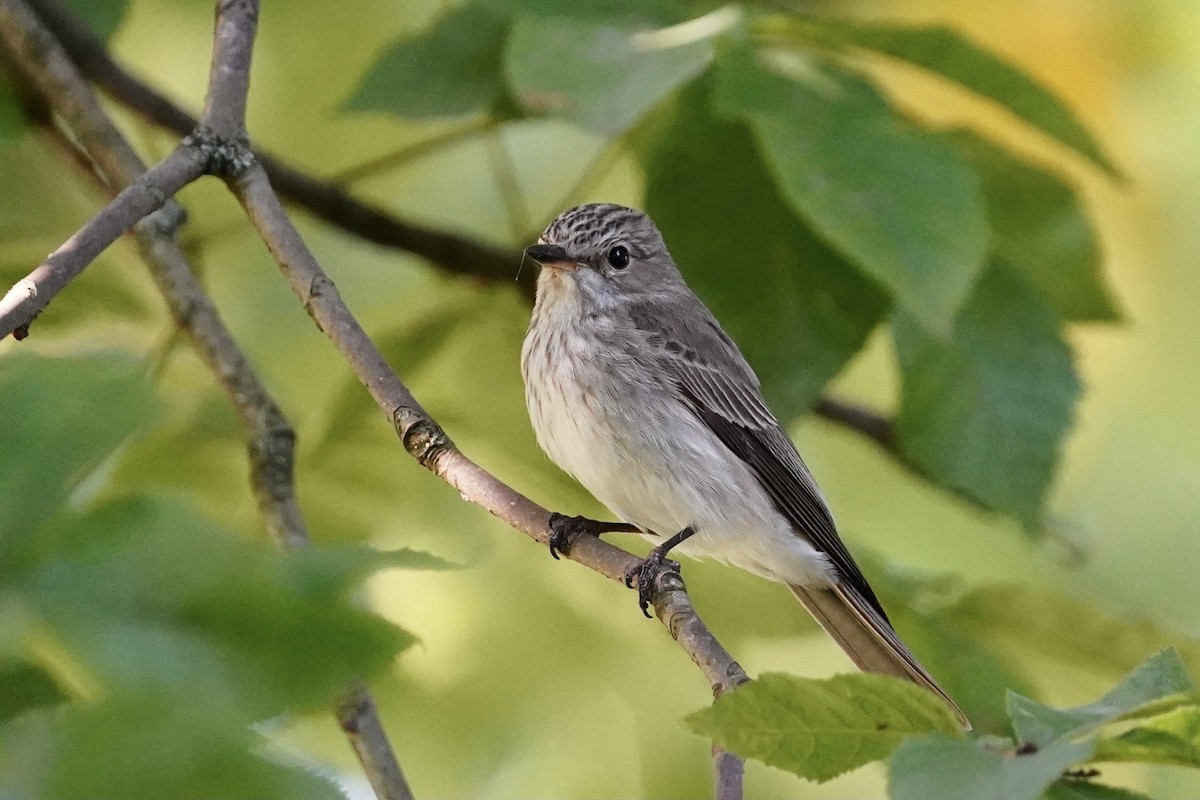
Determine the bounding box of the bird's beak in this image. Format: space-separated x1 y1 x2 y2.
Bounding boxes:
525 243 576 271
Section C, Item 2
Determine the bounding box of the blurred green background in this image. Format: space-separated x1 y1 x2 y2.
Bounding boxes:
2 0 1199 797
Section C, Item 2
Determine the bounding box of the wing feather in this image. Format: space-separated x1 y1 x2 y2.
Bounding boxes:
630 299 889 620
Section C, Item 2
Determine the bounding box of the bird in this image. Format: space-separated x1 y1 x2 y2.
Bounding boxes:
520 202 966 726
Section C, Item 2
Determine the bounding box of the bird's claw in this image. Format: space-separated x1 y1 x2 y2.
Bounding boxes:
623 546 681 618
548 513 601 560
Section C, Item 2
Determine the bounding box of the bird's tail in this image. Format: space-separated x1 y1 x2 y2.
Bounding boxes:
788 583 970 729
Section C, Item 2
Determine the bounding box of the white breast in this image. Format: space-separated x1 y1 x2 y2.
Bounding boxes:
521 274 834 588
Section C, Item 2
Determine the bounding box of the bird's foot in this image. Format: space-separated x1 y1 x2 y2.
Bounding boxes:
547 514 637 559
623 545 682 618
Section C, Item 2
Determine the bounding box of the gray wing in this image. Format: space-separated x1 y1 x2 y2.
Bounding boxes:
629 299 889 621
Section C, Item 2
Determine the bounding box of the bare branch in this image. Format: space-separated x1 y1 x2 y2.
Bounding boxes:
201 0 256 137
0 146 204 338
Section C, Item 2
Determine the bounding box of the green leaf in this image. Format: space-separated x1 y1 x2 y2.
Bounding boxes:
715 46 988 332
1043 781 1155 800
283 544 461 598
893 265 1080 524
641 80 888 417
936 585 1200 681
1093 705 1200 769
16 496 411 713
948 130 1118 321
0 662 66 723
778 17 1119 176
0 81 27 142
686 672 961 782
888 735 1095 800
48 693 344 800
1008 650 1193 746
506 14 715 136
0 353 158 553
61 0 129 41
345 5 509 118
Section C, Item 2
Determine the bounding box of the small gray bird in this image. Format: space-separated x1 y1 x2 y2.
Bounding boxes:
521 202 966 725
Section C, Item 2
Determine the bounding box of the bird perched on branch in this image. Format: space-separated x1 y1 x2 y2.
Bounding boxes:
521 202 966 727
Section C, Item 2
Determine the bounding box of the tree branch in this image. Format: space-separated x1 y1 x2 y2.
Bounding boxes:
0 145 203 338
812 395 895 449
0 2 416 798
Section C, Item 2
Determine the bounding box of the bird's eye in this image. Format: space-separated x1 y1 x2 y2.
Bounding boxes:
607 245 630 270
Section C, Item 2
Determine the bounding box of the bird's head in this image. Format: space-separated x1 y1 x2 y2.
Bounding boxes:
525 203 686 313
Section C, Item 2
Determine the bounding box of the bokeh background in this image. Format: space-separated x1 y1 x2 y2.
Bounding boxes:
2 0 1199 797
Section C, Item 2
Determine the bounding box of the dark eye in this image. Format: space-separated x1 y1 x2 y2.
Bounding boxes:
607 245 630 270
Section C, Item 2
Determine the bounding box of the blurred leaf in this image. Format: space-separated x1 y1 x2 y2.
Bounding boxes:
283 543 461 598
1093 706 1200 769
62 0 130 41
893 266 1080 524
0 662 65 723
776 17 1119 176
506 15 714 136
0 488 410 798
892 616 1032 734
0 353 157 553
948 130 1118 321
888 734 1095 800
642 80 888 417
48 693 344 800
1043 782 1155 800
715 46 988 332
0 81 27 142
936 585 1200 681
686 672 961 782
16 495 411 712
1008 649 1192 746
345 5 508 118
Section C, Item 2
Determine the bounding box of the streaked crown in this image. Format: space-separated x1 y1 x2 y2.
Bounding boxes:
539 203 668 263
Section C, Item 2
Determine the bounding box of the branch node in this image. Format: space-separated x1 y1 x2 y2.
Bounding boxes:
183 125 255 176
396 410 452 470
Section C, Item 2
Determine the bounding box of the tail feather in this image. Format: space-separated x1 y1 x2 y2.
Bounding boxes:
789 583 970 729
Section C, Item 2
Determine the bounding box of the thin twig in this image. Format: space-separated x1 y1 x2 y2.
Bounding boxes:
0 2 416 798
330 116 499 186
0 145 203 338
812 395 895 448
485 129 529 244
